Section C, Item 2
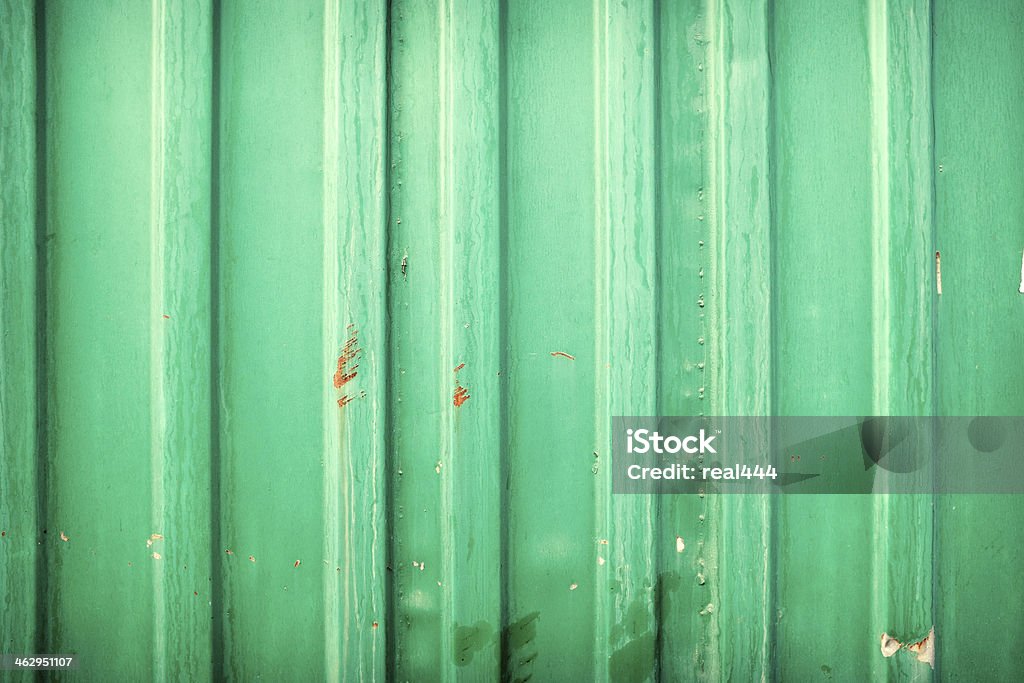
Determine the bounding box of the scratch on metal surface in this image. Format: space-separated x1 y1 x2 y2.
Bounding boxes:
935 251 942 295
550 351 575 360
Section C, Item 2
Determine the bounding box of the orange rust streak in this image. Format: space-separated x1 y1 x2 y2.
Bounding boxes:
454 362 465 373
453 385 470 407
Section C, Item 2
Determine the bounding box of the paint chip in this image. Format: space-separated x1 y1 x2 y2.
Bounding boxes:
880 633 902 658
412 560 425 571
935 251 942 295
676 536 685 553
162 314 170 319
225 549 234 555
60 532 69 542
294 560 301 568
597 556 605 566
435 461 442 474
1019 249 1024 294
152 552 162 560
372 621 379 629
569 583 578 591
453 385 470 407
907 627 935 669
550 351 576 360
880 627 934 668
249 555 256 563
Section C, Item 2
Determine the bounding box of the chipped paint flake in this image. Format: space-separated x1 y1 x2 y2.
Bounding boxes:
880 633 902 657
1019 249 1024 293
435 461 442 474
294 560 301 568
248 555 256 563
152 552 162 560
676 536 685 553
59 531 69 542
453 385 470 407
597 556 605 566
907 627 935 669
569 582 578 591
935 251 943 295
453 362 465 373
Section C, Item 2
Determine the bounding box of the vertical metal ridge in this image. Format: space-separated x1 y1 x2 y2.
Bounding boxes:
148 0 169 676
148 1 216 678
868 0 892 418
33 0 50 659
868 2 936 680
320 1 342 680
708 0 775 679
602 0 661 679
866 2 893 679
436 0 456 679
208 0 224 677
438 2 505 679
331 0 389 679
591 0 611 677
497 0 511 677
0 0 42 662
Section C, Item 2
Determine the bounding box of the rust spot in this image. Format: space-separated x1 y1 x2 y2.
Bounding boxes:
1 531 6 537
454 362 465 373
225 549 234 555
194 591 198 596
454 385 470 407
162 314 170 319
907 627 935 668
372 621 379 629
550 351 575 360
294 560 301 568
334 325 361 408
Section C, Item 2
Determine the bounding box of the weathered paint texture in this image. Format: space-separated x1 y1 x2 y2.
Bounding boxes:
1 0 1023 681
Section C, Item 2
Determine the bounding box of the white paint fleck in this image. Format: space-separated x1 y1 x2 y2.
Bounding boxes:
60 532 69 542
676 536 685 553
569 583 578 591
880 633 902 658
597 556 606 566
1019 250 1024 293
152 552 162 560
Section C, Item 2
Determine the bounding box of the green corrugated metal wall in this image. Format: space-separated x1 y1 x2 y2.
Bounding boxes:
1 0 1023 680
